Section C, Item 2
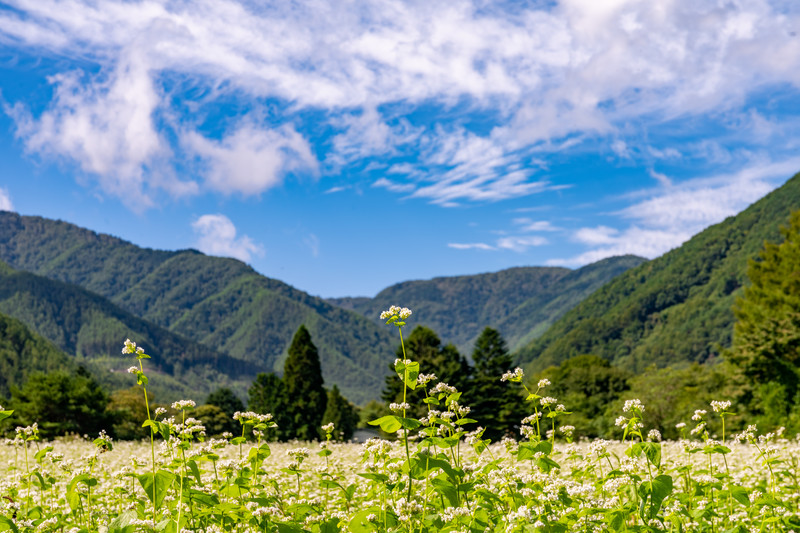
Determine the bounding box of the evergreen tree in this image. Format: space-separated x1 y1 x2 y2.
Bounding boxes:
729 210 800 429
382 325 471 419
321 384 359 441
248 372 291 441
283 325 327 440
9 366 110 438
469 327 526 442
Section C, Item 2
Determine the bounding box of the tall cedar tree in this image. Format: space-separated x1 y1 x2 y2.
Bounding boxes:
470 327 526 442
249 372 291 441
321 384 359 441
283 325 327 440
382 325 471 419
730 210 800 427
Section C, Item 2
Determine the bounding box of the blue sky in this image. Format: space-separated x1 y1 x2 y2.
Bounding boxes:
2 0 800 298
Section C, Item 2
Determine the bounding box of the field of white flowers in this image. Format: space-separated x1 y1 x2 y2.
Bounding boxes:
1 308 799 532
1 423 799 533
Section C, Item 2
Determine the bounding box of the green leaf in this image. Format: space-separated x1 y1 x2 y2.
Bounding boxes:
0 410 12 423
730 485 750 507
638 474 673 519
138 469 175 509
108 510 137 533
0 515 19 533
431 477 460 507
368 415 402 433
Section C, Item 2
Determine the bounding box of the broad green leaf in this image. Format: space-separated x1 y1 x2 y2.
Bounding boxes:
138 469 175 509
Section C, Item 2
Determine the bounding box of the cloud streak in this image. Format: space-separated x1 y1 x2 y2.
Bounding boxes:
1 0 799 208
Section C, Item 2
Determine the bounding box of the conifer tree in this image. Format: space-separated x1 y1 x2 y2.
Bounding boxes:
283 325 327 440
321 384 359 441
469 327 525 441
729 209 800 427
248 372 291 441
382 325 470 419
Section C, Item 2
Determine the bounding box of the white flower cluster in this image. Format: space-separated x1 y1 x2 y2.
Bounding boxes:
321 423 335 434
537 378 551 388
623 399 644 413
380 305 412 320
389 402 410 413
172 400 196 410
501 367 524 382
122 338 145 355
691 409 707 421
710 400 731 413
233 411 274 423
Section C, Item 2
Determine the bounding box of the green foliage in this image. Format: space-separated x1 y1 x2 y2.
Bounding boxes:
620 362 735 440
283 326 327 440
518 172 800 374
0 212 396 405
469 327 526 441
0 311 74 399
194 404 232 437
7 367 111 438
248 372 291 441
204 387 244 436
107 386 155 440
321 384 359 441
330 255 644 354
382 326 470 419
728 209 800 431
536 354 632 439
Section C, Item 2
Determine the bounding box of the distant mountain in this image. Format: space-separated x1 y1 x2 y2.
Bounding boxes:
328 255 645 355
0 259 257 402
516 172 800 374
0 309 74 399
0 213 396 405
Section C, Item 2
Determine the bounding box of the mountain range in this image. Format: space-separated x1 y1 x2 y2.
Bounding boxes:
0 170 797 405
0 213 639 404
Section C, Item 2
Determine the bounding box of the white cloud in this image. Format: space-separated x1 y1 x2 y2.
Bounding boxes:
497 235 548 252
372 177 415 193
449 233 548 252
513 218 560 232
191 213 263 262
304 233 320 258
0 187 13 211
3 0 800 207
185 121 317 196
555 157 800 266
448 242 494 251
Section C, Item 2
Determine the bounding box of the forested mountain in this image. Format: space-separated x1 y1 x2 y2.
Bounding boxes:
328 255 645 354
0 309 74 399
516 172 800 374
0 259 256 402
0 213 395 404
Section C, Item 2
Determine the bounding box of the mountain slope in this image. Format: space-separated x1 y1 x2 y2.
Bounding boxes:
0 310 75 399
0 259 258 402
0 213 396 404
516 172 800 374
329 255 645 354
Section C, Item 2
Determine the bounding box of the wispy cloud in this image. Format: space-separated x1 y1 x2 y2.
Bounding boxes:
2 0 799 209
191 213 263 263
0 187 13 211
553 157 800 266
449 234 548 252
